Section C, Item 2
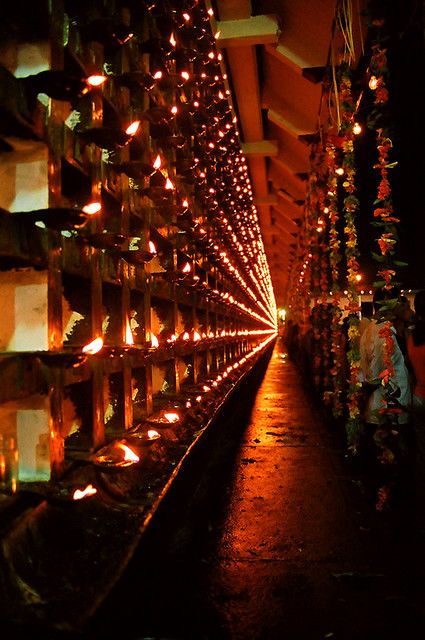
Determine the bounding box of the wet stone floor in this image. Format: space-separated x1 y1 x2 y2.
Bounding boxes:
18 340 425 639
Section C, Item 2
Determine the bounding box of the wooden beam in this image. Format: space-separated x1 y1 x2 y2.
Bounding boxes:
216 14 280 48
241 139 278 157
267 108 313 137
254 194 278 206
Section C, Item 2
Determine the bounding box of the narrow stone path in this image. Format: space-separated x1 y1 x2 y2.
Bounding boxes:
86 340 425 640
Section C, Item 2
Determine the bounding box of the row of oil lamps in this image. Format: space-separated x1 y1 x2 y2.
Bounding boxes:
5 333 275 503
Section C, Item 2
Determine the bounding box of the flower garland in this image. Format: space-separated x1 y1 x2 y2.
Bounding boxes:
337 66 363 449
323 138 345 417
367 26 407 510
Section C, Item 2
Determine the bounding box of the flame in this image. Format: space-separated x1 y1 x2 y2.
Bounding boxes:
117 443 139 462
182 199 189 208
147 429 160 439
165 178 174 190
166 334 177 343
126 120 141 136
82 337 103 354
164 412 179 423
193 331 201 341
181 71 190 81
148 240 157 254
86 75 107 87
182 331 190 340
353 121 362 135
182 262 191 273
82 201 101 215
169 33 176 46
153 154 162 170
153 71 162 79
368 75 379 90
151 334 159 348
73 484 97 500
125 318 134 345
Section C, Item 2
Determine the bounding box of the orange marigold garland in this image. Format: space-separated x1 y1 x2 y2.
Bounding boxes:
335 65 363 448
367 28 408 510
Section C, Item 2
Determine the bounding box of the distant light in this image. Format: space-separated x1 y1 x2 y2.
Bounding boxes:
353 121 362 135
369 75 379 90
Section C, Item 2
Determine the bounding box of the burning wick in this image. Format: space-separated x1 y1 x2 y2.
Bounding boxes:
126 120 141 136
73 484 97 500
117 443 139 462
86 75 107 87
125 319 134 345
82 337 103 354
82 201 101 215
164 412 179 423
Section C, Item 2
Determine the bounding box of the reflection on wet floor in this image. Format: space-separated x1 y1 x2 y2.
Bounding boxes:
86 340 425 640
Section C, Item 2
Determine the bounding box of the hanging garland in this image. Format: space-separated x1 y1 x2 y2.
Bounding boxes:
338 65 363 450
322 138 345 417
366 19 408 510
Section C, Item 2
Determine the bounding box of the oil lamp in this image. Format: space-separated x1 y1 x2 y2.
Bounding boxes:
122 427 161 447
22 70 107 103
11 204 100 230
80 232 126 249
80 18 134 48
112 160 157 180
144 411 180 428
91 441 140 471
116 71 157 92
78 121 140 151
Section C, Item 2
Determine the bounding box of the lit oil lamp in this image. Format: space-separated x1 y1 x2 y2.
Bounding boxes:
92 441 140 470
123 427 161 447
145 411 180 428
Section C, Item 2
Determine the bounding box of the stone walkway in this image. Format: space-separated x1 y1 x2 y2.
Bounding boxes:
85 339 425 639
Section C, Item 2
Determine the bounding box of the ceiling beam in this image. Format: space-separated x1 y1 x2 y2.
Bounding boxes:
271 206 300 230
216 14 280 48
267 108 314 138
241 139 278 157
254 194 277 206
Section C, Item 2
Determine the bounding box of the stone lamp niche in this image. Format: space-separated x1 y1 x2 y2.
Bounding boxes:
0 395 51 488
0 268 49 352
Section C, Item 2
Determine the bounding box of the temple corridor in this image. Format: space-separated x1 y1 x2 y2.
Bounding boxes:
1 2 424 636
